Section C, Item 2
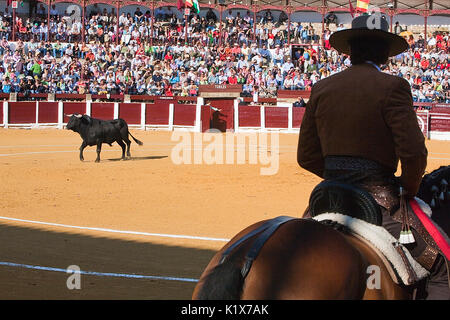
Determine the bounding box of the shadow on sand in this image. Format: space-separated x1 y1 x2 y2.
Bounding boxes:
106 155 168 162
0 222 217 299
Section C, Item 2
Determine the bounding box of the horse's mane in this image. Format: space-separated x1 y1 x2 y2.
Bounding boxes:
417 165 450 237
417 165 450 203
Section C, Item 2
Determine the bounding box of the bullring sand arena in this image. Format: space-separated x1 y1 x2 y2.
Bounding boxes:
0 128 449 299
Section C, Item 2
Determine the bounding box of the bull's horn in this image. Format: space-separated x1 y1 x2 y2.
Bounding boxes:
74 114 82 118
64 113 73 117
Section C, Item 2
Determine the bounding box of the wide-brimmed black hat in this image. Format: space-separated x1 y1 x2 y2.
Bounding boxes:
329 14 408 57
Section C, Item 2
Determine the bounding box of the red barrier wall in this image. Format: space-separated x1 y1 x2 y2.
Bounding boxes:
431 106 450 114
430 114 450 132
174 104 196 126
265 107 289 128
119 103 141 125
91 103 114 120
207 99 234 131
9 102 36 124
238 106 261 127
201 105 212 132
215 104 234 132
414 102 433 110
292 107 306 128
63 102 86 119
146 103 170 125
38 102 58 123
3 99 449 137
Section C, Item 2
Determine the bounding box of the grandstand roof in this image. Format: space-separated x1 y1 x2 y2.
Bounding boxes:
124 0 449 15
45 0 450 16
193 0 449 12
192 0 449 11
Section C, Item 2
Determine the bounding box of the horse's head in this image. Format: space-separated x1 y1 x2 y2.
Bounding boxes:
417 165 450 236
418 165 450 208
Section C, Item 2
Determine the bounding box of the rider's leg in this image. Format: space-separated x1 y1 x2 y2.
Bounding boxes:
426 256 450 300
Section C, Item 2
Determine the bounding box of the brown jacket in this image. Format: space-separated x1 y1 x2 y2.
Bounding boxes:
297 63 427 196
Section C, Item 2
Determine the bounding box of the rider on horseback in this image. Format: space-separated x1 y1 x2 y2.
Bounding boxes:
297 14 449 300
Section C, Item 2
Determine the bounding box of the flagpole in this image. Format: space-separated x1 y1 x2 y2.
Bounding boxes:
253 2 256 44
219 5 223 46
320 0 327 48
82 0 86 44
287 1 291 46
150 0 154 47
185 8 188 44
116 0 120 45
388 7 394 33
12 6 16 42
423 0 429 47
47 0 51 41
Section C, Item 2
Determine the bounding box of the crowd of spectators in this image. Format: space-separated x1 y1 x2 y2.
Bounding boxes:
0 5 448 103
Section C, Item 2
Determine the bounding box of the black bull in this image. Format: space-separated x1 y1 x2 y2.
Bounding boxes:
65 114 143 162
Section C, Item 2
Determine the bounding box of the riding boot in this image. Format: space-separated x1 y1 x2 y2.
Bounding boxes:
426 255 450 300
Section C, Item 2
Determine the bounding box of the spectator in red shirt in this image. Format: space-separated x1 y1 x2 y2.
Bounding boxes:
164 51 173 61
420 58 429 71
228 70 238 84
414 49 421 60
231 43 241 57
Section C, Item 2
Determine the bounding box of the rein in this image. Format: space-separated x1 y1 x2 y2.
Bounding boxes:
410 198 450 261
219 216 296 279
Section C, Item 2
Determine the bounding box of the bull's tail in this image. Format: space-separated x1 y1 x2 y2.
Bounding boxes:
129 131 143 146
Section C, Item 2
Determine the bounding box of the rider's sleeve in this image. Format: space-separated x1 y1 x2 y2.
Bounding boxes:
297 87 325 178
384 77 428 197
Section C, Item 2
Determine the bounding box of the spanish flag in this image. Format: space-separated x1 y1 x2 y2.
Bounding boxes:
356 0 370 13
185 0 200 13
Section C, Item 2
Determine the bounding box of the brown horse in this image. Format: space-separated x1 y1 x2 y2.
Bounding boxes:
192 166 450 300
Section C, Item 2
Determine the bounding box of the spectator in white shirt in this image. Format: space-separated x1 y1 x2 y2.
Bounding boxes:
281 58 294 76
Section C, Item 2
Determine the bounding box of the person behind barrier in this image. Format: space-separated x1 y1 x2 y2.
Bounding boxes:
293 96 306 107
297 14 449 300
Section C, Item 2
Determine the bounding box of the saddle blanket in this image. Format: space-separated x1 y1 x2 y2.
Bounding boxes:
313 212 429 286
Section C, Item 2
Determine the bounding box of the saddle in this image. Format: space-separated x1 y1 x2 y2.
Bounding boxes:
308 180 430 286
309 180 382 226
313 213 429 286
